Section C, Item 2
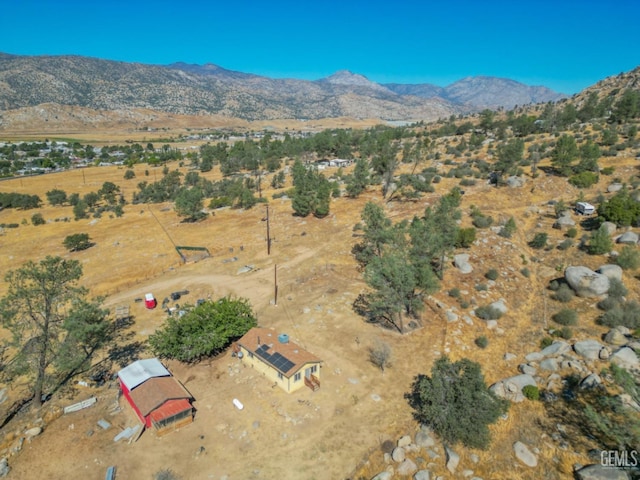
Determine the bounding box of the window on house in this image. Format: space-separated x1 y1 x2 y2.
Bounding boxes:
294 372 301 382
278 372 283 380
311 365 317 374
248 352 254 358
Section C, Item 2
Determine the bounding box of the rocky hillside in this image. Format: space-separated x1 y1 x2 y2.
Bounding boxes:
385 76 567 110
0 53 566 122
0 53 457 121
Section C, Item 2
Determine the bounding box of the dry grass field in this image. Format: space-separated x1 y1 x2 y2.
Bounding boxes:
0 125 637 479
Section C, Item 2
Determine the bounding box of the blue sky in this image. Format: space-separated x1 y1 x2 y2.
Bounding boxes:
1 0 638 94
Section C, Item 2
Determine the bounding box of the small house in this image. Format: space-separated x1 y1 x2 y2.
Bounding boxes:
118 358 193 435
235 328 321 393
144 293 157 309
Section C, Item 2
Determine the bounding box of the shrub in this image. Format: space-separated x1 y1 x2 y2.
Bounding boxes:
485 269 499 281
557 239 573 251
63 233 92 252
498 217 517 238
455 227 476 248
472 215 494 229
616 245 640 270
154 469 181 480
369 339 392 372
553 283 575 303
552 308 578 326
566 227 578 238
31 213 45 226
406 356 509 449
555 326 573 339
529 233 548 249
540 337 554 349
475 283 488 292
589 226 614 255
460 178 476 186
522 385 540 401
600 166 615 175
598 296 620 311
569 171 599 188
475 336 489 349
124 169 136 179
448 288 461 298
475 305 503 320
599 301 640 329
520 267 530 278
608 278 628 299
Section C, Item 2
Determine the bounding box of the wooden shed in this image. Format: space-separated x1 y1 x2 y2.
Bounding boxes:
118 358 193 435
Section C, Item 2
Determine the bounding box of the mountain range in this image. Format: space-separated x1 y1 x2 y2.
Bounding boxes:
0 53 566 122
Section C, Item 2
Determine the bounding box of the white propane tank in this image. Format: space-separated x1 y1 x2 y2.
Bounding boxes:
233 398 244 410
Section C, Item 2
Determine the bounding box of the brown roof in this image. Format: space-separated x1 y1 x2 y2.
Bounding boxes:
129 377 192 417
237 327 321 377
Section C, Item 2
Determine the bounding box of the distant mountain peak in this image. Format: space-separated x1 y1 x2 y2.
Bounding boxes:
323 70 374 86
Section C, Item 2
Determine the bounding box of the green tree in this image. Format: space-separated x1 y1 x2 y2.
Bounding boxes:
495 138 524 177
346 158 370 198
73 199 88 220
598 188 640 226
551 134 579 176
174 187 205 222
46 188 68 206
589 225 613 255
616 245 640 270
354 202 395 266
577 140 600 173
63 233 93 252
31 213 45 226
405 356 509 449
149 297 257 362
83 192 100 208
0 257 110 408
123 169 136 180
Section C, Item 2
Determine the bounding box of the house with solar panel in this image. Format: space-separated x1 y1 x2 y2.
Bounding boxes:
235 327 321 393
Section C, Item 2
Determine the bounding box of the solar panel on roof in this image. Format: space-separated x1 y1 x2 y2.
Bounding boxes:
280 360 295 372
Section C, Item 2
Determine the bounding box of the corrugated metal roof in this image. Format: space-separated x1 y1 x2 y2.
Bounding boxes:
117 358 170 391
129 377 192 417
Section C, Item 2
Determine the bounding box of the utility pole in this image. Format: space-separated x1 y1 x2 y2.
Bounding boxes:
266 205 271 255
274 264 278 306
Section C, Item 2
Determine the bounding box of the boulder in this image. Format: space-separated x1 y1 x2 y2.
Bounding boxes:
539 358 559 371
610 347 640 369
618 393 640 412
413 471 431 480
24 427 42 439
0 459 8 478
489 374 537 403
540 340 571 357
489 299 507 314
565 266 610 297
519 364 537 376
506 176 525 188
445 446 460 473
574 340 607 361
608 183 624 193
525 352 544 362
597 265 623 282
415 427 435 449
554 215 576 230
397 459 418 476
371 472 393 480
579 373 602 389
617 231 639 245
392 446 406 463
575 463 630 480
397 435 412 448
503 353 517 361
454 254 473 274
601 222 617 235
513 441 538 467
604 327 629 346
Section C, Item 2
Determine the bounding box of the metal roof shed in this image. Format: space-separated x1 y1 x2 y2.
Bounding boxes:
118 358 170 392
